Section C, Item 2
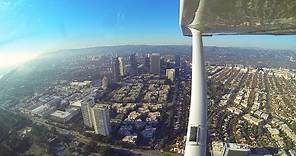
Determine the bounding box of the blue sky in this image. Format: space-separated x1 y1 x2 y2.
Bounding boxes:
0 0 296 56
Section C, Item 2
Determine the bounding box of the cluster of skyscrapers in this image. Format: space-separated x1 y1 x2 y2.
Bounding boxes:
89 53 177 137
111 53 162 82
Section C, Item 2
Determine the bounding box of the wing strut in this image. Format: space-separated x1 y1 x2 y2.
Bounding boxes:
184 28 208 156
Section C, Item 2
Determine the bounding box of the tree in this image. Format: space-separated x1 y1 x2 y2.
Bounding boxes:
97 145 111 156
0 144 16 156
83 141 97 153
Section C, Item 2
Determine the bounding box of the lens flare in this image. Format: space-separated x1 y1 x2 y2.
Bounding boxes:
0 53 39 68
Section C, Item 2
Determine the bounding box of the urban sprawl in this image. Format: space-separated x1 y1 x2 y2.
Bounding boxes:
12 52 296 156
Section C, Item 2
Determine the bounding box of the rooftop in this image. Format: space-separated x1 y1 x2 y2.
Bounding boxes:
51 110 71 118
226 143 250 151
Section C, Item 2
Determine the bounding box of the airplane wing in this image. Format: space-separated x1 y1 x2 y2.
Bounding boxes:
180 0 296 36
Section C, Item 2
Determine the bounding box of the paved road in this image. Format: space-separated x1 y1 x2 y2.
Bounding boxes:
1 98 180 156
31 117 174 156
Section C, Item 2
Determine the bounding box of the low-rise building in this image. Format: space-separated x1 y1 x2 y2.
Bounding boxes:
211 141 225 156
128 111 141 121
50 108 79 123
242 114 263 126
279 124 296 143
122 135 137 144
227 107 243 115
31 104 57 117
222 143 250 156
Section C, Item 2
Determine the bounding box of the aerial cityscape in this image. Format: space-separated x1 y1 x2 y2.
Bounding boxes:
1 0 296 156
0 45 295 156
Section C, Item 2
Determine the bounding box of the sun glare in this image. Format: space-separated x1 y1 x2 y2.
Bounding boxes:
0 53 39 68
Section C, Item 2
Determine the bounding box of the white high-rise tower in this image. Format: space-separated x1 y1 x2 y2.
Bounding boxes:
81 98 95 128
118 57 125 77
91 104 111 136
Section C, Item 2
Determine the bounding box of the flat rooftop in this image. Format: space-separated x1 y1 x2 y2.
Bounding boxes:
51 110 71 118
226 143 250 151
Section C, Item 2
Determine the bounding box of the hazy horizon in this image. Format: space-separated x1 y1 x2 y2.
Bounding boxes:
0 44 295 72
0 0 296 55
0 0 295 70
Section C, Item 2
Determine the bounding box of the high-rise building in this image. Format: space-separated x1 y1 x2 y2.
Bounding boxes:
81 98 95 128
112 57 120 81
175 55 181 79
91 104 111 136
129 54 138 76
166 68 175 82
175 55 181 67
118 57 125 77
101 76 109 90
144 54 150 73
175 67 180 80
150 53 160 75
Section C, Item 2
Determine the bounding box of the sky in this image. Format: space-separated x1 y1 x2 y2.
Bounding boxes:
0 0 296 68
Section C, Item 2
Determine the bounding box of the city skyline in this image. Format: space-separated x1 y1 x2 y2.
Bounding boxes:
0 44 295 155
0 0 296 155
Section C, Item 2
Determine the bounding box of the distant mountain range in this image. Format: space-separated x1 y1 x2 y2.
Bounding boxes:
40 45 296 68
204 46 296 68
0 45 295 107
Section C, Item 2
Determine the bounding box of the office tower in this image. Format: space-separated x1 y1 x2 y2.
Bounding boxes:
175 55 181 67
144 54 150 73
101 76 109 90
118 57 125 76
112 57 120 81
81 98 95 128
125 64 131 75
166 68 175 82
129 54 138 76
91 104 111 136
150 53 160 75
175 67 180 80
174 55 181 79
